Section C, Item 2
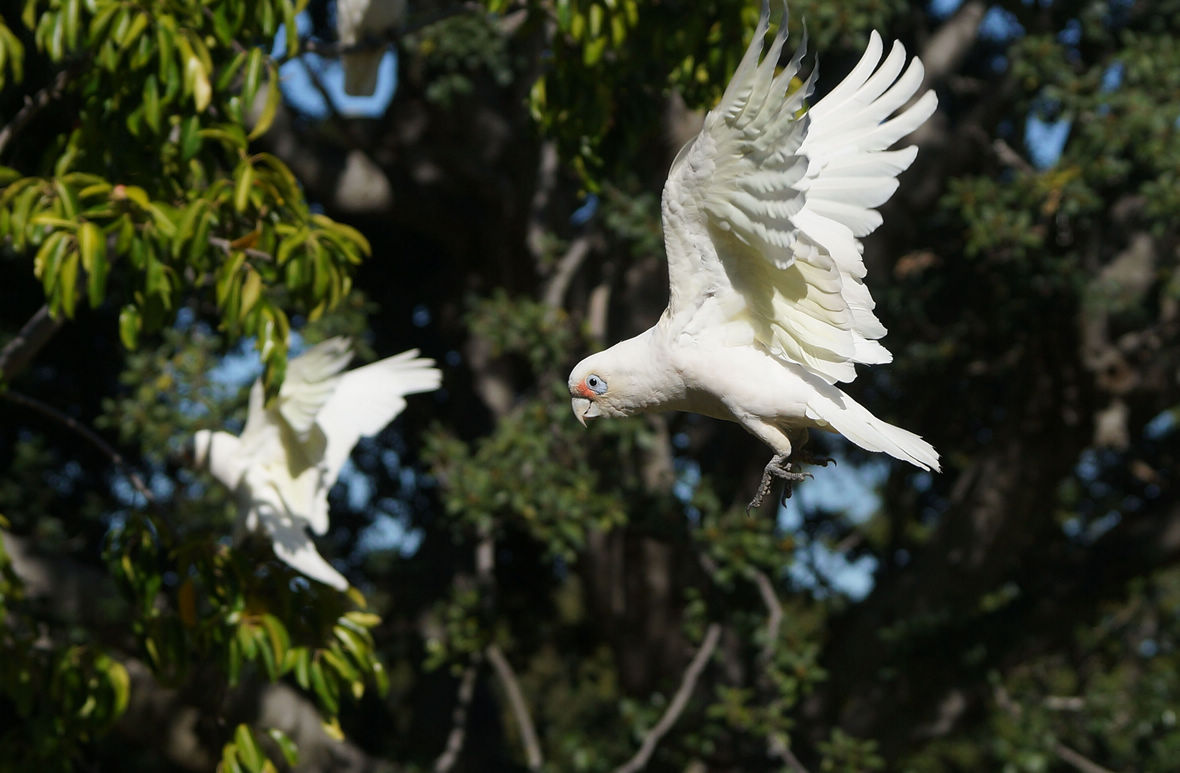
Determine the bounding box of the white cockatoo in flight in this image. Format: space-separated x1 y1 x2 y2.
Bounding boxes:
336 0 406 96
568 2 940 510
194 338 440 590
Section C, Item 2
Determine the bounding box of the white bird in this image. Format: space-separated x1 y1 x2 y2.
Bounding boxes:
568 2 940 510
194 337 440 589
336 0 406 97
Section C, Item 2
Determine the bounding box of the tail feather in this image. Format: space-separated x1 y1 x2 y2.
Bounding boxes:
806 383 939 472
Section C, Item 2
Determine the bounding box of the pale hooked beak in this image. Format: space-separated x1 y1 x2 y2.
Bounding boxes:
571 397 601 428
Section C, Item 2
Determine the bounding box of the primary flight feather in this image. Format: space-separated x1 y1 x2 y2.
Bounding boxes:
194 337 440 590
568 1 939 509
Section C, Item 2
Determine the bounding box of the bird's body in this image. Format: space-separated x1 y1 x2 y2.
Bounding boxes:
569 2 940 507
194 338 440 589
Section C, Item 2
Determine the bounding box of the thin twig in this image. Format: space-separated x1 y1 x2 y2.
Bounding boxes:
751 569 810 772
207 236 275 263
0 305 64 382
1 390 155 505
1053 743 1119 773
751 569 783 667
486 643 543 771
613 623 722 773
995 686 1115 773
542 235 592 310
433 660 481 773
0 68 73 158
993 138 1035 174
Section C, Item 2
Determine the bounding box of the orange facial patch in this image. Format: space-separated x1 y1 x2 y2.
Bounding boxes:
573 381 594 399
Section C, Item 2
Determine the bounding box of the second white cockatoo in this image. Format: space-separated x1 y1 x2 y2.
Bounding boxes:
568 2 940 509
193 337 440 590
336 0 406 97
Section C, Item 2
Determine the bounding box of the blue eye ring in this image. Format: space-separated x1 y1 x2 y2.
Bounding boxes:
586 374 607 395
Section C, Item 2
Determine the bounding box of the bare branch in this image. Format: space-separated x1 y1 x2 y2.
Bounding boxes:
1053 743 1119 773
486 643 543 771
433 660 481 773
993 139 1035 174
542 236 592 310
919 1 987 90
613 623 722 773
0 305 64 383
751 569 783 667
0 67 73 158
0 390 155 505
208 236 275 263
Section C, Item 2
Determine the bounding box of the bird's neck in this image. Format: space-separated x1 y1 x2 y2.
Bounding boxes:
607 326 691 415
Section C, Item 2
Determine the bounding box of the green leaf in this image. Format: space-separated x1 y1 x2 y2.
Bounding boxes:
309 658 339 716
233 725 263 773
104 658 130 718
311 213 370 256
143 73 160 133
280 0 298 57
254 627 278 681
78 221 108 306
118 304 141 349
63 0 79 51
118 11 148 53
242 47 263 108
234 161 254 212
220 743 246 773
179 115 202 160
293 648 311 690
58 249 79 317
54 177 79 218
260 615 290 669
33 230 68 284
248 63 281 140
265 729 299 767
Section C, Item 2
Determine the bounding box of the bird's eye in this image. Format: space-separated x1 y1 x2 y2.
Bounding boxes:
586 374 607 395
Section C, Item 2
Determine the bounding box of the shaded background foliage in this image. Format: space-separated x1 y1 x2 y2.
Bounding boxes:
2 0 1180 771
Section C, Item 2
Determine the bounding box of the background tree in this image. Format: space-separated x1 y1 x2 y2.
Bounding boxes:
2 0 1179 771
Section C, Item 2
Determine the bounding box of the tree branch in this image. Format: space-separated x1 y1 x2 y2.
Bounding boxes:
432 660 481 773
542 234 592 309
0 67 73 158
1053 743 1119 773
0 304 64 383
751 569 809 773
751 569 783 667
208 236 275 263
613 623 722 773
0 389 156 505
486 643 543 771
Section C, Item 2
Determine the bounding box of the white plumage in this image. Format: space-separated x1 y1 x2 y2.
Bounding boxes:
194 337 440 589
568 1 939 508
336 0 406 97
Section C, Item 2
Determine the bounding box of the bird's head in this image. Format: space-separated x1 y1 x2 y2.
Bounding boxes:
568 348 641 427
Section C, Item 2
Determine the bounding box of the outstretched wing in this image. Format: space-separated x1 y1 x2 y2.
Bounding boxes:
661 1 936 384
236 336 354 480
316 348 441 486
295 348 441 535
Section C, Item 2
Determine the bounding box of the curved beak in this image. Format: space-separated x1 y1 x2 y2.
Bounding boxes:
571 397 601 428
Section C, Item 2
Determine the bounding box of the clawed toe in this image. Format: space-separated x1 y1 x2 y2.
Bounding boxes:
746 453 811 513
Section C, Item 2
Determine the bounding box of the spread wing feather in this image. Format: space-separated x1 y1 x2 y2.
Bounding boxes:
661 0 936 384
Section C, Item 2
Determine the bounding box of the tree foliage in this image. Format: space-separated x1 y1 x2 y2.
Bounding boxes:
2 0 1180 771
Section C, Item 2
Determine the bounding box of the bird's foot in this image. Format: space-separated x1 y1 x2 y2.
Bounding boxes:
796 449 835 469
746 453 811 513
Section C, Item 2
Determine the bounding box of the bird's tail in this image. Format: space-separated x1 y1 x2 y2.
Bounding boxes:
805 383 940 472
